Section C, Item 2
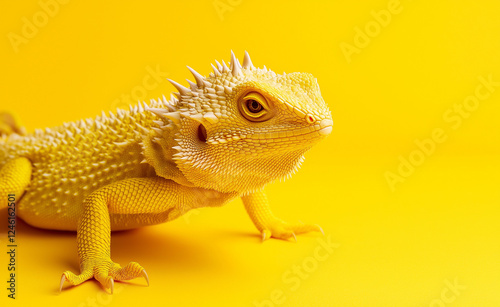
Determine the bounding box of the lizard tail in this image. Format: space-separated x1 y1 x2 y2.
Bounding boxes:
0 112 26 137
0 112 26 169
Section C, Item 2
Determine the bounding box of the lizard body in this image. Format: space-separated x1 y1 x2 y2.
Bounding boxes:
0 51 333 292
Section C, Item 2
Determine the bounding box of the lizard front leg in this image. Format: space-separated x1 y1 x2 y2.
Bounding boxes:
60 177 195 293
241 190 323 242
59 177 231 293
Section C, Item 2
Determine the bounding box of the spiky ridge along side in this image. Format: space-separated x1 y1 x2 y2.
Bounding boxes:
0 103 167 229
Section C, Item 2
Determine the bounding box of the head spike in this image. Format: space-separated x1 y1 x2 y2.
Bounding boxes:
161 112 181 124
165 99 176 112
146 107 181 124
211 64 221 76
215 60 223 71
242 51 254 69
167 79 191 96
161 95 169 105
230 50 242 76
146 107 167 118
222 61 230 73
186 79 198 90
186 66 205 88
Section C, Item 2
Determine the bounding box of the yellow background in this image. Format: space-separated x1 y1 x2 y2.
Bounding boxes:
1 0 499 306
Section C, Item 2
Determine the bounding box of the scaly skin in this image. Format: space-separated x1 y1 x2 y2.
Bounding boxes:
0 51 333 293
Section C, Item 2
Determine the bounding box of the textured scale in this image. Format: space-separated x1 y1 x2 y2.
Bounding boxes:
0 51 333 293
0 106 159 229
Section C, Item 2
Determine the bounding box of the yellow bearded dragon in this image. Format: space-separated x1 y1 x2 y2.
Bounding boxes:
0 51 333 293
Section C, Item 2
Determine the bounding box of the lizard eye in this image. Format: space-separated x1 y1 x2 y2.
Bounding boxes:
247 100 263 113
239 92 274 122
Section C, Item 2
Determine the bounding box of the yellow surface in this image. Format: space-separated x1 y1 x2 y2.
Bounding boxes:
1 0 499 306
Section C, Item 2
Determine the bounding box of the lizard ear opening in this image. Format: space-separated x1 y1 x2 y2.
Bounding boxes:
198 124 207 142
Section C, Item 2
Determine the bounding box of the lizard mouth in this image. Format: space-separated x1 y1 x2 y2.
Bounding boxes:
205 118 333 145
245 118 333 142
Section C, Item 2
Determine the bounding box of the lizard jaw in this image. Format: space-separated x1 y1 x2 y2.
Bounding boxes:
208 118 333 144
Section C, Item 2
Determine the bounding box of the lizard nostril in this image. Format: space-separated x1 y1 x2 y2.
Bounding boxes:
306 115 315 124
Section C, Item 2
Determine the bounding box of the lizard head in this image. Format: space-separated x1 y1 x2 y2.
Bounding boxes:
145 51 332 194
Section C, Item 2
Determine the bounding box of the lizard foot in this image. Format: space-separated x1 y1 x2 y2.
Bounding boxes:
60 258 149 293
260 218 324 242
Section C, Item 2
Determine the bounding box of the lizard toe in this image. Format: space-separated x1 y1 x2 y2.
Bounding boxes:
260 219 324 242
287 222 324 235
59 269 93 291
109 261 148 285
95 269 115 293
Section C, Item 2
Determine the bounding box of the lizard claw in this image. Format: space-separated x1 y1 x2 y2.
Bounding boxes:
141 269 150 286
262 229 272 242
109 278 114 294
59 274 66 292
314 224 325 236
